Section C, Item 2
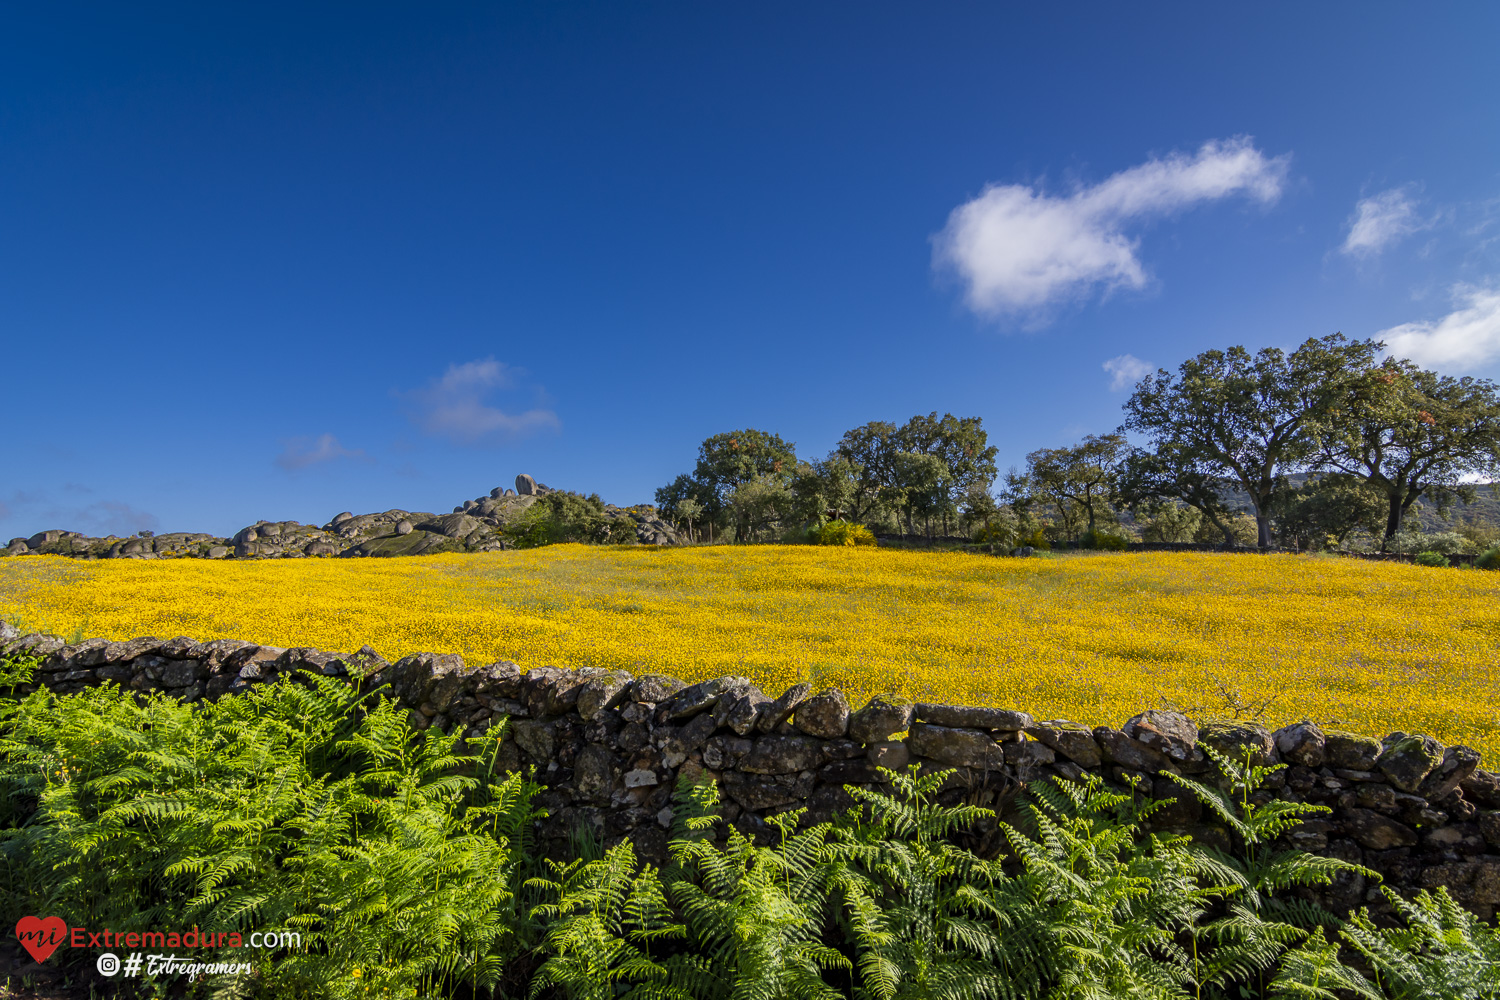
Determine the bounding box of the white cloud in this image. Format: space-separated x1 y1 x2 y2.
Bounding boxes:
1341 187 1432 258
1103 354 1153 391
402 359 560 445
275 433 367 471
1378 284 1500 371
933 137 1289 320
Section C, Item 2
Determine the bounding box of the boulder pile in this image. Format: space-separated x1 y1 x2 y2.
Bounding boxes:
2 474 683 560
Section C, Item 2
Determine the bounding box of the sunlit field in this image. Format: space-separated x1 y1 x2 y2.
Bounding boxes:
3 547 1498 758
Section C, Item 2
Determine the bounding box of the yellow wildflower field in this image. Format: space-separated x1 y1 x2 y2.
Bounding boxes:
3 547 1498 758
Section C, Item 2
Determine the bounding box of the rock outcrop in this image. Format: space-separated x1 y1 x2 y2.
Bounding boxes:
5 619 1499 922
1 475 685 560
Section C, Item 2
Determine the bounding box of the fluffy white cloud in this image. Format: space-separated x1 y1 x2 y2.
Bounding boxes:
1341 187 1431 258
403 359 560 445
275 433 367 471
933 137 1289 320
1378 284 1500 371
1102 353 1153 391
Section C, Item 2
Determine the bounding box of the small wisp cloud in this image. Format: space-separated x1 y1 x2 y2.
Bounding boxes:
933 137 1289 323
402 359 560 446
275 434 367 471
1378 284 1500 372
1340 187 1433 258
1102 354 1154 392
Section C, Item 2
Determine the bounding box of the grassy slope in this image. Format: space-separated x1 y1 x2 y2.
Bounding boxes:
2 547 1497 759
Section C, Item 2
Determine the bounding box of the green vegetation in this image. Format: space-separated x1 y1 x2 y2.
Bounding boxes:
3 671 1497 998
649 337 1500 554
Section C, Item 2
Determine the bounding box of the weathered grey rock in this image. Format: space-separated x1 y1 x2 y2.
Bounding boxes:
848 696 914 744
516 474 537 496
302 541 335 557
715 683 771 736
1274 721 1326 767
702 735 753 771
416 513 481 540
741 735 824 775
631 674 685 703
1025 720 1103 767
395 520 413 535
664 676 742 720
331 511 354 527
511 719 555 761
907 723 1007 770
1200 721 1276 767
160 660 202 687
574 745 616 802
1419 746 1481 801
1123 710 1199 761
794 688 850 739
758 682 812 733
1325 731 1382 771
577 671 632 721
1343 807 1418 850
916 704 1033 731
723 771 814 810
1462 770 1500 808
1377 735 1445 793
1479 811 1500 848
1094 727 1177 773
867 740 911 772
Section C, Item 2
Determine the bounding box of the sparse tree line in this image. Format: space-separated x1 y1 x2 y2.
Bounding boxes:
655 335 1500 553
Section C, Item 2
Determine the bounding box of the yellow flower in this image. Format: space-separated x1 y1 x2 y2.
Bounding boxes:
4 547 1497 758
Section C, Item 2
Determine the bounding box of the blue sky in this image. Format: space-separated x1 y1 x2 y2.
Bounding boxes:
4 3 1498 539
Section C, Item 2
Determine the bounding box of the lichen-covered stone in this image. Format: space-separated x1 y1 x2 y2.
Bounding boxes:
1025 720 1103 767
740 735 823 775
631 674 685 704
715 683 771 736
1274 721 1326 767
848 695 914 744
1200 721 1276 767
1343 807 1418 850
1418 745 1481 801
907 723 1006 770
1324 731 1382 771
758 682 812 733
1122 710 1199 761
1377 735 1446 793
1094 727 1177 773
794 688 850 739
577 671 632 721
915 704 1032 731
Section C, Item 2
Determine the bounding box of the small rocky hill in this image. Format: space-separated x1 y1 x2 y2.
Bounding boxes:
3 475 683 561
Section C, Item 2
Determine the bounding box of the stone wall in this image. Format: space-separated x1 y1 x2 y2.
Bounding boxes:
3 622 1498 921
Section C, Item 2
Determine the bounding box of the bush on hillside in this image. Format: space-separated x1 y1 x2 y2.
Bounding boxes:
1080 529 1129 551
1477 546 1500 570
1387 529 1469 554
1414 551 1451 568
1017 526 1051 551
808 519 876 546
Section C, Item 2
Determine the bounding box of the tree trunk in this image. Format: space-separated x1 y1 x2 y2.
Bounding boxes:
1382 494 1404 551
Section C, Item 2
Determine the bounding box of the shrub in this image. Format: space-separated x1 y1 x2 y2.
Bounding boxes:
809 519 876 547
1477 545 1500 570
1018 526 1051 551
972 522 1013 546
1415 550 1451 568
1080 529 1129 551
1387 529 1469 554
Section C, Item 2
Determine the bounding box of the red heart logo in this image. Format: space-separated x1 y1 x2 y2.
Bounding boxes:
15 916 67 963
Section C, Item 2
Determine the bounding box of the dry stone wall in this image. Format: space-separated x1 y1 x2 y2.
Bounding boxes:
4 622 1499 921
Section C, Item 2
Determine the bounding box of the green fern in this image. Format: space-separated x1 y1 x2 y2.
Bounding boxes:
1340 886 1500 999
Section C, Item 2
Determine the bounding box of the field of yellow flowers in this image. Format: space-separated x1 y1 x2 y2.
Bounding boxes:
2 546 1497 757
